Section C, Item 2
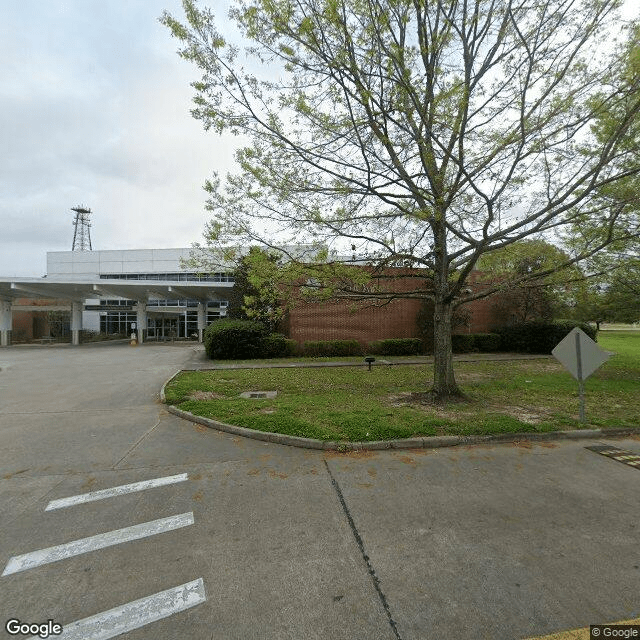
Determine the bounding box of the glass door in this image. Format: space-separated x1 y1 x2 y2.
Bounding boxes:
165 317 178 340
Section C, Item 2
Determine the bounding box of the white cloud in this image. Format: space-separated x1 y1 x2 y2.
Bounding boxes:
0 0 241 276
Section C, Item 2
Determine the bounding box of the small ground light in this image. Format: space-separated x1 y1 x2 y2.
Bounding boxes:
364 356 375 371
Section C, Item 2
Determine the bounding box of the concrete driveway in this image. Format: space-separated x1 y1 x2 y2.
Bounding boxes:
0 343 638 639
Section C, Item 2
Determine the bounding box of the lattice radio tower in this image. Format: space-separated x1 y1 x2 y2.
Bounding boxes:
71 205 92 251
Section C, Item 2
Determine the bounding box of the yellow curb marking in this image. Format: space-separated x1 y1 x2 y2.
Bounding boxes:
524 617 640 640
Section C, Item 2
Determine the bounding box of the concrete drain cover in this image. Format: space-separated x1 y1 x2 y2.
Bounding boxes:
240 391 278 399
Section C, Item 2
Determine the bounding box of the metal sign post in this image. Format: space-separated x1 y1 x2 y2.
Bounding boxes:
575 332 585 423
552 328 612 425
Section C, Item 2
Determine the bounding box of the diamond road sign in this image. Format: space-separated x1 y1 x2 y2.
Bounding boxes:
552 327 611 381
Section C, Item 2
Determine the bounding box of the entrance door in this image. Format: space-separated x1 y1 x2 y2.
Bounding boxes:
146 316 178 340
164 317 178 340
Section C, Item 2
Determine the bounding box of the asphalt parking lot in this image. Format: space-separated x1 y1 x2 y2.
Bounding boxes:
0 342 638 639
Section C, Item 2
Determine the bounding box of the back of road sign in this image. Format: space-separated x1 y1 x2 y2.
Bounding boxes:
551 327 611 381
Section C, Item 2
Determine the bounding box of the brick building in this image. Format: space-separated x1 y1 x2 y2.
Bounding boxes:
285 267 509 347
2 249 512 347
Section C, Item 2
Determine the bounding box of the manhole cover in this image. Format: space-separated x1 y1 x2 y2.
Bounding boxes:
239 391 278 399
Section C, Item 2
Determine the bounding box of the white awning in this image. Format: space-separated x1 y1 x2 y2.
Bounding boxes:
0 278 233 305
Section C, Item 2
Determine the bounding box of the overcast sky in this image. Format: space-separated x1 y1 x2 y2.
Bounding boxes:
0 0 241 276
1 2 636 277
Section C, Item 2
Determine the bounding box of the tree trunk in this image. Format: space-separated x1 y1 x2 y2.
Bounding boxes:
431 298 464 402
430 212 464 402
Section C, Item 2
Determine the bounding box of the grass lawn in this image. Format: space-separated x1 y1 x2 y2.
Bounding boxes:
164 331 640 442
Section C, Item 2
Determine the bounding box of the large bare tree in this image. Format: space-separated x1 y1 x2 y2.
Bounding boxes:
162 0 640 401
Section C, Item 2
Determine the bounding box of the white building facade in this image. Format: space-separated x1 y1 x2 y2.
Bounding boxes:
0 248 234 345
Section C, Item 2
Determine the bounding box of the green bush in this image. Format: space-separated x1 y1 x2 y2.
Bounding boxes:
262 333 298 358
204 319 268 360
451 334 475 353
368 338 423 356
473 333 502 352
494 321 597 354
303 339 363 357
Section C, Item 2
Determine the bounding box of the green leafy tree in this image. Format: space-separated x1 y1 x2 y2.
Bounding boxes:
566 239 640 327
476 239 584 323
563 23 640 297
567 282 608 329
601 261 640 323
163 0 640 401
225 247 285 333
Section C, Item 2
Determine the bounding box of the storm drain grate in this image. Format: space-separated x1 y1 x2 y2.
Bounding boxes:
239 390 278 400
585 444 640 470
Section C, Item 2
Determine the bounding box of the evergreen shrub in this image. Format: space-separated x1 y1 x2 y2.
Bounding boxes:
473 333 502 352
263 333 298 358
451 334 475 353
494 321 597 354
303 339 363 357
204 319 268 360
368 338 423 356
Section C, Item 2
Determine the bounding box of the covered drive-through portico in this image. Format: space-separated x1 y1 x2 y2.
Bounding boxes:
0 278 233 346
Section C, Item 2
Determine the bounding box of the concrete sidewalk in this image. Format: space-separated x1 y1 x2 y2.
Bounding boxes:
185 348 552 370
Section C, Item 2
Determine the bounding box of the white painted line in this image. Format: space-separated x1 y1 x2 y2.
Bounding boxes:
26 578 206 640
2 512 194 576
45 473 189 511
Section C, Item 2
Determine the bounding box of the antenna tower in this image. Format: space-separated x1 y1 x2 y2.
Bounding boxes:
71 205 92 251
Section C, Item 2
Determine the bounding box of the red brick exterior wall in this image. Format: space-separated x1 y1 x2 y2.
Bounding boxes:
286 268 508 347
287 296 424 345
10 299 60 342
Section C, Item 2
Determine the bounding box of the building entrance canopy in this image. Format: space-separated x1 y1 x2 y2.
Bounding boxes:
0 277 232 304
0 277 233 346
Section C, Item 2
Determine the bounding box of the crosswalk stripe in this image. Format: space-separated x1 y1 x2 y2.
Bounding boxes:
26 578 206 640
2 512 194 576
45 474 189 511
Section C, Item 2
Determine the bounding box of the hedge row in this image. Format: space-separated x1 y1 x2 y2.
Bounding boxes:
204 320 296 359
446 333 502 353
263 333 298 358
368 338 423 356
302 339 362 357
204 319 596 360
303 335 502 356
450 324 596 355
494 321 597 354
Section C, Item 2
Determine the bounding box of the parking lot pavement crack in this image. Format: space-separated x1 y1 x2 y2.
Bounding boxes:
323 460 403 640
0 476 68 529
112 418 162 470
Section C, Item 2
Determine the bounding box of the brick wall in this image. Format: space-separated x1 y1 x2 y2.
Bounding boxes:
11 299 61 342
287 296 424 345
286 268 510 347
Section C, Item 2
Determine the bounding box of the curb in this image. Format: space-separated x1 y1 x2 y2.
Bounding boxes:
160 372 640 451
159 369 182 404
182 354 553 372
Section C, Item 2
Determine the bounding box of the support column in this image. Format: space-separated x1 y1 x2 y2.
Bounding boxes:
197 303 206 343
0 300 12 347
136 303 147 345
71 301 83 346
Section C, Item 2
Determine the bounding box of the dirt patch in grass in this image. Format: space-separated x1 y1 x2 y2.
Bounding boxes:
188 390 226 401
388 392 470 407
490 404 555 425
455 372 493 382
388 392 555 426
